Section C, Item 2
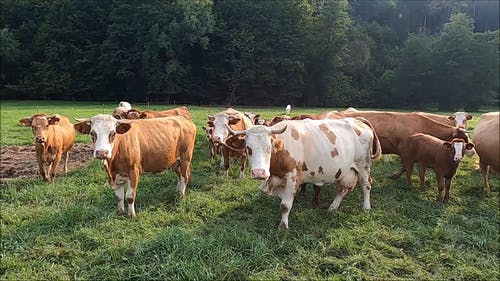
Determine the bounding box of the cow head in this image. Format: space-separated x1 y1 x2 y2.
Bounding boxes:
228 124 287 180
448 112 473 128
452 127 475 156
212 113 242 144
126 109 147 119
112 107 129 119
19 114 60 144
443 139 475 163
74 114 131 159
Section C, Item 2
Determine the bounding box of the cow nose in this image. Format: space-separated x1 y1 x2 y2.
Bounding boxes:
454 156 463 162
35 136 46 143
213 136 221 143
251 169 268 179
95 150 109 159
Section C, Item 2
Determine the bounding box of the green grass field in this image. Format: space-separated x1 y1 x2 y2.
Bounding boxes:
1 100 498 280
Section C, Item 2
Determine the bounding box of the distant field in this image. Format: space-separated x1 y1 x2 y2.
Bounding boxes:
1 100 498 280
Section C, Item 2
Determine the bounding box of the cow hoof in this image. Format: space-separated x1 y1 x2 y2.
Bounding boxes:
278 222 288 230
388 174 399 180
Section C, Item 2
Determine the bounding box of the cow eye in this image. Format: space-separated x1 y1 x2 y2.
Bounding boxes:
247 146 253 155
90 131 97 142
109 131 116 142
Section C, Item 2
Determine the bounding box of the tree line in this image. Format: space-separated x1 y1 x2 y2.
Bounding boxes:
1 0 498 110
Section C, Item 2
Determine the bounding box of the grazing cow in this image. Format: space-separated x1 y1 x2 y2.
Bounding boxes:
227 118 381 229
285 104 291 115
399 133 474 203
112 101 133 119
341 110 473 178
19 114 75 182
208 108 253 178
472 112 499 192
74 114 196 219
415 111 473 129
125 106 191 120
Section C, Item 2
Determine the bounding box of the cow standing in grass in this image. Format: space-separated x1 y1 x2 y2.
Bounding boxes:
74 114 196 219
19 114 75 182
472 112 499 191
125 106 191 120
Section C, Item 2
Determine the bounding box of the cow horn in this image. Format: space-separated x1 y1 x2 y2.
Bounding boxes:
74 117 90 122
458 127 469 133
226 124 246 136
270 125 287 135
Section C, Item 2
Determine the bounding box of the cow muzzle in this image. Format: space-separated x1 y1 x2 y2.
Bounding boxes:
251 169 269 180
95 150 110 159
35 136 46 143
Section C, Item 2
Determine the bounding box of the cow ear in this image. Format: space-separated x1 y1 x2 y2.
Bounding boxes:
116 123 131 134
207 115 215 121
228 116 241 125
48 115 60 125
447 115 455 120
19 118 32 127
465 143 475 150
443 142 453 150
74 122 91 134
207 121 214 127
272 138 284 152
140 112 147 118
466 114 473 120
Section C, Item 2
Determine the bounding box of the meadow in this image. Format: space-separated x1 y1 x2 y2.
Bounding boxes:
1 100 498 280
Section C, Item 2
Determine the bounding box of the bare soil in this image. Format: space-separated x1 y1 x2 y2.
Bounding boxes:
1 143 94 185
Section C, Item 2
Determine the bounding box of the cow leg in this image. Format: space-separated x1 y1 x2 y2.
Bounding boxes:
403 161 414 186
389 167 406 180
278 173 298 229
63 150 70 174
358 168 372 210
126 168 140 219
175 157 191 195
312 185 321 208
479 161 490 192
418 166 427 190
444 177 452 203
114 174 128 215
329 169 357 212
239 155 247 179
299 184 307 197
221 147 230 177
436 175 445 204
328 186 349 212
50 152 63 182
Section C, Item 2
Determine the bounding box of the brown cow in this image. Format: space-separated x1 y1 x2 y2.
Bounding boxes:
399 133 474 203
472 112 499 191
19 114 75 182
208 108 253 178
74 114 196 219
415 111 473 129
112 101 133 119
201 124 218 160
125 106 191 120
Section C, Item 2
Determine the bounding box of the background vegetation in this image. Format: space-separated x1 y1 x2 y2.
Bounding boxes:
1 101 498 280
1 0 499 109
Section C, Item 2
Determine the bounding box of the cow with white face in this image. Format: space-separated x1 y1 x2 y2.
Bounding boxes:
74 114 196 219
208 108 253 178
227 118 381 229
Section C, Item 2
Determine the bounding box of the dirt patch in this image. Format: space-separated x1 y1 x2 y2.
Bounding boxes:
1 143 94 184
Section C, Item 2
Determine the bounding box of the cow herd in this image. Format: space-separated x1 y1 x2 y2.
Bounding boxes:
18 102 499 228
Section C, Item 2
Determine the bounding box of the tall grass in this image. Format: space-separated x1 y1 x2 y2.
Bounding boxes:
1 101 498 280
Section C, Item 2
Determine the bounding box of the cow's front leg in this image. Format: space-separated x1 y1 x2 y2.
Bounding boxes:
239 155 247 179
358 167 372 210
114 174 128 215
127 168 140 219
63 151 70 174
278 173 298 229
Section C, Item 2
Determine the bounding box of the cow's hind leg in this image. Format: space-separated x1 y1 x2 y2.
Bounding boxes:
418 166 427 190
444 177 452 203
328 169 357 212
126 168 140 219
49 152 63 182
480 161 490 192
358 167 372 210
278 173 298 229
63 150 70 174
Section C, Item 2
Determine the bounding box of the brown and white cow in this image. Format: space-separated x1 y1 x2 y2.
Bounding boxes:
208 108 253 178
472 112 499 192
340 110 473 178
227 118 381 229
416 111 473 129
125 106 191 120
74 114 196 219
112 101 133 119
19 114 75 182
399 133 474 203
201 124 218 160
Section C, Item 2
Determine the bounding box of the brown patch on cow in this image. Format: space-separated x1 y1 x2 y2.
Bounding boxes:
302 162 308 171
280 203 289 214
291 128 300 140
310 171 315 176
318 166 324 174
331 148 339 158
335 168 342 179
353 127 362 136
127 197 134 204
270 149 296 177
319 124 336 144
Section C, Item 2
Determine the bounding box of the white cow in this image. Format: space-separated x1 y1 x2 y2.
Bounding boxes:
285 104 291 115
227 118 381 229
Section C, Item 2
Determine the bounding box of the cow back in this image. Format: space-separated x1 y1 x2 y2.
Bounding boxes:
473 112 500 173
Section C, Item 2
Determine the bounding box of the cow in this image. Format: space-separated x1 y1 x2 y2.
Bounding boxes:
125 106 191 120
208 108 253 178
112 101 133 120
285 104 291 115
74 114 196 219
227 118 382 229
340 110 473 179
19 114 75 182
399 133 474 203
201 124 218 160
472 112 499 192
415 111 473 129
253 115 292 126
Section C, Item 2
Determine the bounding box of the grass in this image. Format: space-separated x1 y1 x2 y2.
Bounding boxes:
1 100 498 280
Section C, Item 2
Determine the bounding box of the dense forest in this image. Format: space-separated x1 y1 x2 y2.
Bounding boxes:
1 0 498 110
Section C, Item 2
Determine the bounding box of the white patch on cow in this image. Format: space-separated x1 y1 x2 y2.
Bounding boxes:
114 175 127 214
452 141 465 162
177 176 187 195
90 114 118 159
118 101 132 110
285 104 291 115
213 113 230 143
451 112 470 128
328 188 349 212
244 126 275 179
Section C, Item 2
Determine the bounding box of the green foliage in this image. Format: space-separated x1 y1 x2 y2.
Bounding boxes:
1 101 498 280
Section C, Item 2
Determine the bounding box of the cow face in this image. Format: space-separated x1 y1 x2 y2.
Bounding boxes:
444 139 475 163
212 113 240 144
112 107 128 119
448 112 473 128
20 114 60 144
125 109 145 119
74 114 131 159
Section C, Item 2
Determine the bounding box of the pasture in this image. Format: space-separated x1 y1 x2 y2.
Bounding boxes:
1 101 498 280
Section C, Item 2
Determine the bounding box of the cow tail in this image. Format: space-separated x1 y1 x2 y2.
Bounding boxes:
357 117 382 161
